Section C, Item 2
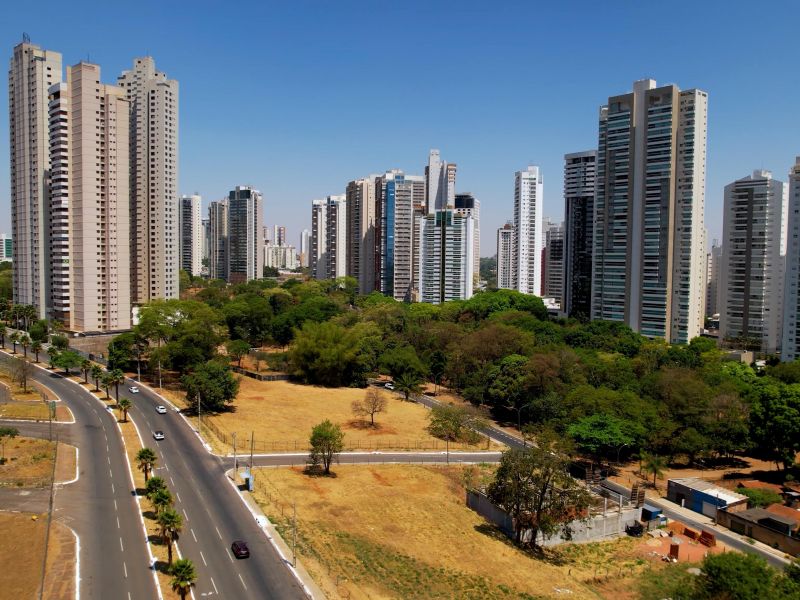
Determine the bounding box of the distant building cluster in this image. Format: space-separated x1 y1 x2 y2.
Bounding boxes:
309 150 479 304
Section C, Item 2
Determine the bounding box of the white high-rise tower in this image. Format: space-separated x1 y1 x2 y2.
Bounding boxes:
117 57 179 303
512 166 544 296
179 194 203 277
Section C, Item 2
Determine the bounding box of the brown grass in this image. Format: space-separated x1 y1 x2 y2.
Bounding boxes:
168 378 498 454
251 465 655 600
0 436 56 483
42 520 77 599
0 401 49 420
0 511 48 598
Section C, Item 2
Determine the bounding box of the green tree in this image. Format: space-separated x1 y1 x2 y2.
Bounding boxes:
109 368 125 401
641 451 667 489
90 364 104 392
225 339 250 368
54 350 83 375
0 426 19 462
394 371 423 402
287 321 372 387
101 372 113 399
145 476 167 498
429 350 447 395
0 324 5 348
107 332 137 371
487 431 591 548
158 507 183 565
19 333 30 358
136 447 157 482
737 487 784 508
427 404 486 444
182 361 239 413
31 340 42 363
169 558 197 600
50 334 69 351
28 320 48 343
80 359 91 384
380 345 427 380
9 331 19 353
118 397 132 422
308 420 344 475
150 488 173 515
567 413 637 464
694 552 778 600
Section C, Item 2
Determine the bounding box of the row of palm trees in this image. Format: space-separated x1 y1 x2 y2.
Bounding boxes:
135 447 197 598
0 328 44 362
0 302 38 332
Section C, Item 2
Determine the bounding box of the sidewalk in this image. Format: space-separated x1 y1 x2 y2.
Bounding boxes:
226 470 325 600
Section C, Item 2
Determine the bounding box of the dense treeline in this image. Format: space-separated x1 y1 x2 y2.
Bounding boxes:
107 275 800 471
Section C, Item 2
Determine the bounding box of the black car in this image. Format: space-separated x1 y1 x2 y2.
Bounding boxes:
231 540 250 559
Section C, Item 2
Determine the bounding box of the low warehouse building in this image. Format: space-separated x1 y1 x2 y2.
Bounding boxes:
667 478 748 518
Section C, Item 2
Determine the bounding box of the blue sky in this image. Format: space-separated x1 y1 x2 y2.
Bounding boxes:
1 1 798 255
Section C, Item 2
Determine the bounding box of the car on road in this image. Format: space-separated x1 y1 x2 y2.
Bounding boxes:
384 382 395 390
156 405 167 414
231 540 250 558
128 386 140 393
153 431 165 441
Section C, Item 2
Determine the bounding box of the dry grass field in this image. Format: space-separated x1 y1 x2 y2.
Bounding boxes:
0 511 48 598
252 465 655 600
0 436 56 483
169 378 496 454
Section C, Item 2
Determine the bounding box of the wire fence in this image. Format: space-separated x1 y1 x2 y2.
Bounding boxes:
203 416 492 453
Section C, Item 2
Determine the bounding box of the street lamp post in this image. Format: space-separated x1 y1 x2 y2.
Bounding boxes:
616 443 629 465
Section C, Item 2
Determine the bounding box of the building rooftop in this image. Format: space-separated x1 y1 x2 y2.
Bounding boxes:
765 504 800 526
737 480 784 494
670 478 748 505
734 507 799 530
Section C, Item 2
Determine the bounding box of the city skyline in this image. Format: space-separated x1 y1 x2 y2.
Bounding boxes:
2 2 799 256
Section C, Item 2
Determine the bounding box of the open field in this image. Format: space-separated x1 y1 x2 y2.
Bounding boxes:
0 436 56 485
166 378 498 454
252 464 670 600
0 511 48 598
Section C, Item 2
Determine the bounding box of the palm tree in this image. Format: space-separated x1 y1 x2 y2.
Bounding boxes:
169 559 197 600
109 368 125 401
394 372 423 402
118 397 132 422
641 451 667 489
101 372 113 399
21 305 36 331
31 341 42 363
136 447 157 482
80 359 91 384
157 507 183 565
145 476 167 498
20 334 30 358
150 488 173 515
9 331 19 354
90 364 103 392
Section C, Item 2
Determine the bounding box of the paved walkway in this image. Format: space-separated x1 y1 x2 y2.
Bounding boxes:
0 487 50 512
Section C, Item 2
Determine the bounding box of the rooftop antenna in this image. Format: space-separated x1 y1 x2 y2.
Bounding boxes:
22 32 31 43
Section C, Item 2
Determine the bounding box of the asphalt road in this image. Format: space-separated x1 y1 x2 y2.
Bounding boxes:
119 381 308 599
0 352 156 600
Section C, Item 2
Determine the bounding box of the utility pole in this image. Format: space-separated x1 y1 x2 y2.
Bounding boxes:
157 357 162 389
249 431 255 487
232 432 237 483
292 501 297 568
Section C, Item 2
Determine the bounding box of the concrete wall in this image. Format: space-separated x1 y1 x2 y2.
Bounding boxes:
717 510 800 557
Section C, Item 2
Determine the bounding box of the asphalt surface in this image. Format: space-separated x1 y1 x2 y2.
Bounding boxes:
118 380 308 599
0 352 156 600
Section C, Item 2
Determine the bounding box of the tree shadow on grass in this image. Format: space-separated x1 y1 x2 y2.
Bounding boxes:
147 533 164 545
302 465 338 478
473 523 569 566
153 559 173 575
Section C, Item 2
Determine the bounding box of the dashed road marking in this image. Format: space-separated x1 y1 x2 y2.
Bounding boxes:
210 577 218 594
238 574 247 591
191 528 197 542
215 526 222 540
200 551 207 566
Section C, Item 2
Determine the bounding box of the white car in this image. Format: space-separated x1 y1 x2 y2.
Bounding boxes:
384 382 395 390
156 405 167 414
128 386 140 394
153 431 165 441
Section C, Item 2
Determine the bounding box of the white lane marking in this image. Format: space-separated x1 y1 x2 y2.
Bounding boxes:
210 577 218 594
238 573 247 591
199 551 207 566
191 528 197 542
109 469 113 479
170 477 175 486
183 508 188 520
215 526 222 540
107 456 111 465
227 549 234 563
119 537 124 552
176 493 181 503
111 483 115 494
116 517 120 529
123 562 128 578
114 499 117 511
128 593 131 600
106 444 109 452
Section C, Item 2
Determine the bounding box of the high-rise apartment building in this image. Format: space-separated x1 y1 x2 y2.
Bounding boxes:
208 200 228 281
273 225 286 247
543 220 565 302
424 150 456 214
783 158 800 361
310 200 327 279
720 171 787 354
201 218 210 267
9 41 62 317
227 186 264 284
346 175 378 294
264 243 298 270
512 166 544 296
376 170 425 301
496 223 515 290
179 194 202 276
454 193 480 287
325 195 347 280
47 62 132 331
299 229 310 268
0 235 12 262
563 150 596 319
117 57 179 303
592 79 708 343
706 242 722 317
417 210 475 304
